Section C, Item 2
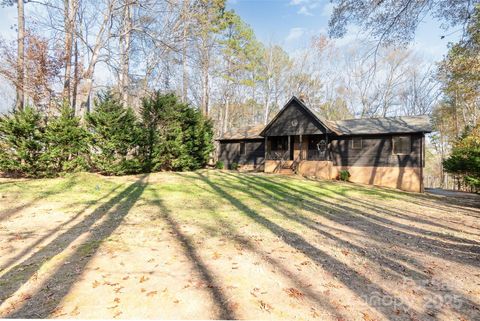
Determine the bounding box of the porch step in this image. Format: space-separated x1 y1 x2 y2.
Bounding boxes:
278 168 294 175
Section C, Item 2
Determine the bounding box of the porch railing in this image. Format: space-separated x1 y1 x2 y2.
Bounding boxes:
307 149 328 161
266 150 289 160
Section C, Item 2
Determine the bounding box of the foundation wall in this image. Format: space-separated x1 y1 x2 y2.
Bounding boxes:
336 166 422 192
297 161 335 180
264 160 294 173
264 160 422 192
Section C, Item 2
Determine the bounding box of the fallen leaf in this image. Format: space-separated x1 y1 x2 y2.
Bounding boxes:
259 300 272 312
284 287 304 300
70 306 80 316
362 312 377 321
146 291 157 297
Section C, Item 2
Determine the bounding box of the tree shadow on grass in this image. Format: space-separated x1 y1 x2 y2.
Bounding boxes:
218 172 480 320
251 174 480 256
146 187 236 320
0 184 123 273
1 176 147 318
0 176 80 222
178 173 350 320
195 172 428 321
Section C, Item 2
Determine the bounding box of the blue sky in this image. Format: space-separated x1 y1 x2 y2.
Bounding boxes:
226 0 460 62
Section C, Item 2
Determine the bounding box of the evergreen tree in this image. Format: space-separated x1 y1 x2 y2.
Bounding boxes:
140 92 214 171
177 103 214 169
41 105 90 176
443 124 480 190
0 106 46 177
140 92 183 171
86 92 143 175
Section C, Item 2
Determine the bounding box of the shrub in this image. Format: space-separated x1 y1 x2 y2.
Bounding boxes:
230 162 239 170
0 106 46 177
41 105 90 176
339 169 350 181
140 92 214 172
86 92 143 175
444 124 480 189
215 161 224 169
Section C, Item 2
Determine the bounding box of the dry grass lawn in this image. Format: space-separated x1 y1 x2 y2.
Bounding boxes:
0 171 479 320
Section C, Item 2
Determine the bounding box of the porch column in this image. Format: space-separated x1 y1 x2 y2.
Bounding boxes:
288 135 291 160
325 132 329 161
299 134 303 160
264 136 268 160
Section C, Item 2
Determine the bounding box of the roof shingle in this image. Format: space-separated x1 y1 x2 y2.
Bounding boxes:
217 124 265 140
327 115 432 135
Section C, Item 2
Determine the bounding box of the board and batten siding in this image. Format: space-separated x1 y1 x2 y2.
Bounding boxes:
329 133 423 168
262 100 327 136
218 139 265 167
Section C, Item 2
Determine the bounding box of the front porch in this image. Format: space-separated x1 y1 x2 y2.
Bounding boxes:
265 134 330 162
264 134 334 176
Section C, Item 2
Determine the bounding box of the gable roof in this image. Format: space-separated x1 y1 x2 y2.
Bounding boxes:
259 96 333 136
216 97 432 141
327 115 432 135
217 124 264 140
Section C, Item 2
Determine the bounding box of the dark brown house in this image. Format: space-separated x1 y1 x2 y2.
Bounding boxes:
217 96 432 192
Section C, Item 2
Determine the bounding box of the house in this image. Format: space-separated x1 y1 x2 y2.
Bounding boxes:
217 96 432 192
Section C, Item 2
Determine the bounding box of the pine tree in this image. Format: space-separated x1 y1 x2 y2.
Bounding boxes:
41 105 90 176
0 106 46 177
140 92 214 171
443 124 480 190
86 92 143 175
177 103 214 169
140 92 183 171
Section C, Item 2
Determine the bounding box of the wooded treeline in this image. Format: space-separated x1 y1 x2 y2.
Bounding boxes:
0 0 478 188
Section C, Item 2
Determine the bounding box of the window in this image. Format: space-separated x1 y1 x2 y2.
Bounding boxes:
271 137 288 150
351 137 362 150
392 136 411 155
240 142 246 155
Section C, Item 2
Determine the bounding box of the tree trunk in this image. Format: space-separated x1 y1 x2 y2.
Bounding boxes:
72 39 79 110
63 0 77 104
223 95 229 134
201 44 210 115
16 0 25 111
119 0 132 106
76 0 114 116
181 0 189 103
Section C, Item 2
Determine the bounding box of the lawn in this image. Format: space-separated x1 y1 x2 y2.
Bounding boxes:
0 171 479 320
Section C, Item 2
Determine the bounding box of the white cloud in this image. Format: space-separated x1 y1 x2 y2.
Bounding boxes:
285 27 306 43
298 6 313 16
321 2 334 17
289 0 322 16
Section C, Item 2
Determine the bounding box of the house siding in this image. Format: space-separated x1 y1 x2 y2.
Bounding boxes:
218 139 265 168
329 133 423 168
263 100 326 136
